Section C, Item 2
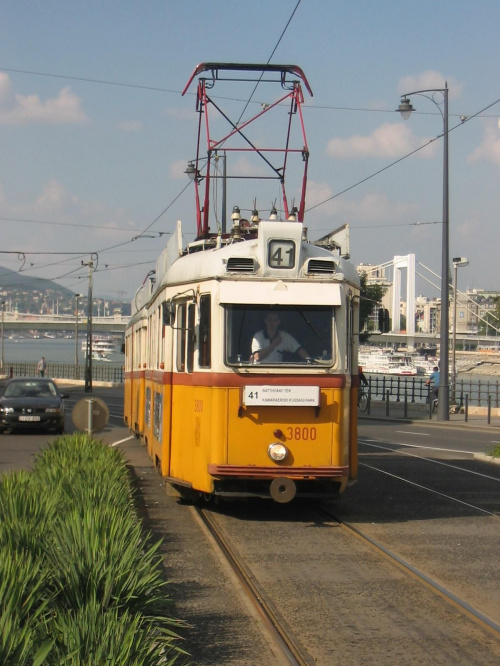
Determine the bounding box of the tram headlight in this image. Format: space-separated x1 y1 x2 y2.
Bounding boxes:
268 442 288 462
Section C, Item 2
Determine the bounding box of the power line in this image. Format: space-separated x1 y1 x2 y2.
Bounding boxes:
0 216 168 234
0 66 180 95
2 65 498 122
306 94 500 214
235 0 302 124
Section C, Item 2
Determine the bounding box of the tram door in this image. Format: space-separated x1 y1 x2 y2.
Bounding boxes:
169 301 196 484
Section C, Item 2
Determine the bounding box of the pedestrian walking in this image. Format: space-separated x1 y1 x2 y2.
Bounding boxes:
37 357 47 377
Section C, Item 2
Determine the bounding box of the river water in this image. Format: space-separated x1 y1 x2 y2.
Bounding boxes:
1 337 124 365
2 337 498 384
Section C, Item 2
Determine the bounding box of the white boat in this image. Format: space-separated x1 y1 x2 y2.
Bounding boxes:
92 351 112 362
412 357 438 376
82 336 117 355
359 350 418 376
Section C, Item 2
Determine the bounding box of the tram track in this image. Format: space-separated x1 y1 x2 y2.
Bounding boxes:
194 500 500 664
194 505 315 666
317 506 500 639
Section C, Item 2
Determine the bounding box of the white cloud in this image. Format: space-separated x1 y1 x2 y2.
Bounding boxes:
169 159 191 179
306 181 418 223
35 180 79 212
398 71 463 100
0 73 89 125
326 123 436 159
467 121 500 164
164 106 197 121
117 120 143 132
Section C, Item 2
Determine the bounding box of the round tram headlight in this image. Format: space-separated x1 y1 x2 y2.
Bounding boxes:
268 442 288 462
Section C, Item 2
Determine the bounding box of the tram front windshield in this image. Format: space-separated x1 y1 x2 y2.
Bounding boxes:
225 305 333 366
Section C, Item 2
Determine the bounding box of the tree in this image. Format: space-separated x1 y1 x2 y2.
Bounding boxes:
478 296 500 336
359 273 387 344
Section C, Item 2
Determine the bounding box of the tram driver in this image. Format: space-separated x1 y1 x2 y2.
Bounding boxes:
251 311 310 363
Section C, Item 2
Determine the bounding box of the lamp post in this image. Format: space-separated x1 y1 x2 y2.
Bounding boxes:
451 257 468 402
74 293 82 378
0 301 5 373
82 261 94 393
398 83 450 420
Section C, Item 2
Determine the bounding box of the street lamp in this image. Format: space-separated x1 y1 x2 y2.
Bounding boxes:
0 301 5 373
74 293 82 378
82 260 94 393
398 83 450 420
451 257 469 402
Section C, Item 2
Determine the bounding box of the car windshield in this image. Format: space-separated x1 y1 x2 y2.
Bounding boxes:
225 304 334 366
5 381 57 398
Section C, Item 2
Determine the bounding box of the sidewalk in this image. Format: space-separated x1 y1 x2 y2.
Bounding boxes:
360 398 500 429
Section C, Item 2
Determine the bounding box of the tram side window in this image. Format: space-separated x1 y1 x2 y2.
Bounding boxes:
199 295 211 368
176 303 186 372
225 304 334 366
186 304 196 373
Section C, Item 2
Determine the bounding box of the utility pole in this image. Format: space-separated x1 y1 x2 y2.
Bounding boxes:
82 260 93 392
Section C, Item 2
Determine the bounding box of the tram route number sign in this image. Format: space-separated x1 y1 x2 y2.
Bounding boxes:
243 385 319 406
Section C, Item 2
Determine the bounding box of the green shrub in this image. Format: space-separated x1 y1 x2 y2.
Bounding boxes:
0 471 61 555
487 443 500 458
0 435 187 665
0 546 54 665
45 602 183 665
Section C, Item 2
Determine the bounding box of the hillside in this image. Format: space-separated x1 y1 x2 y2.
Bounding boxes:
0 265 75 298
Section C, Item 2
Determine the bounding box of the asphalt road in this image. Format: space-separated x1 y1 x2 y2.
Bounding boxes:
0 382 127 474
1 384 499 663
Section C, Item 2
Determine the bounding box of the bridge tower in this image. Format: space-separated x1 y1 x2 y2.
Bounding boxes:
391 254 415 336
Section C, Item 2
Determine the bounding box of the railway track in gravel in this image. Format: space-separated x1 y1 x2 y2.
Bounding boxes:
195 506 315 666
195 501 500 665
317 506 500 639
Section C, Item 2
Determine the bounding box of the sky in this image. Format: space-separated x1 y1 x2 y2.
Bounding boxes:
0 0 499 302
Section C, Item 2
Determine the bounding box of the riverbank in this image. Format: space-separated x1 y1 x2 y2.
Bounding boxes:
455 350 500 376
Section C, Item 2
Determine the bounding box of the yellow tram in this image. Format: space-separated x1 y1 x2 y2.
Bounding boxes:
124 63 360 503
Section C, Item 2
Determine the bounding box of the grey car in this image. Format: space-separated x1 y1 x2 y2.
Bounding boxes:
0 377 68 434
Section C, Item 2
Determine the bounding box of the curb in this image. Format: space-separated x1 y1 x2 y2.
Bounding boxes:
358 413 500 432
473 452 500 466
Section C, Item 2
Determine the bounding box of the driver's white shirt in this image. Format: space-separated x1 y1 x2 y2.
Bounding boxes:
251 329 301 362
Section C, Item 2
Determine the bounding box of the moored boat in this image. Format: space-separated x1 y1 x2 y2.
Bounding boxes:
359 349 417 375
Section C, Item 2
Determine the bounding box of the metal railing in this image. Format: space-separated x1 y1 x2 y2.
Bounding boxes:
366 375 500 408
4 362 124 384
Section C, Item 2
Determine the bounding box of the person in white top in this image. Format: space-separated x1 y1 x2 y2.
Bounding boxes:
251 311 309 363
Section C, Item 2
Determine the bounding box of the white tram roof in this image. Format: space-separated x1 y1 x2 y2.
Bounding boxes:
131 220 359 314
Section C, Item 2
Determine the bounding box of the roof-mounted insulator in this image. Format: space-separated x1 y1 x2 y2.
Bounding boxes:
231 206 241 224
231 205 242 239
269 205 278 221
288 206 298 222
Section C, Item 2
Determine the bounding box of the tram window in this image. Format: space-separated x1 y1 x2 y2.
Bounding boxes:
176 303 186 372
225 305 334 366
199 295 211 368
186 304 196 373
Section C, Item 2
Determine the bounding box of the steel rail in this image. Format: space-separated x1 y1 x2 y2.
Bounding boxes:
319 508 500 638
195 506 314 666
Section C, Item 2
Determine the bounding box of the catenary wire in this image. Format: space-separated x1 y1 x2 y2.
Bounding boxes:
306 94 500 213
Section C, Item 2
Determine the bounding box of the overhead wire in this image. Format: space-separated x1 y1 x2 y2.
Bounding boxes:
234 0 302 125
2 54 500 287
306 94 500 214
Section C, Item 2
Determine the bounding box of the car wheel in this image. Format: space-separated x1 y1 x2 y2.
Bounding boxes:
57 423 65 435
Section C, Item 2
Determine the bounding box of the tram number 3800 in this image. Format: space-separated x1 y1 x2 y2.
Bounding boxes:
285 427 317 441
